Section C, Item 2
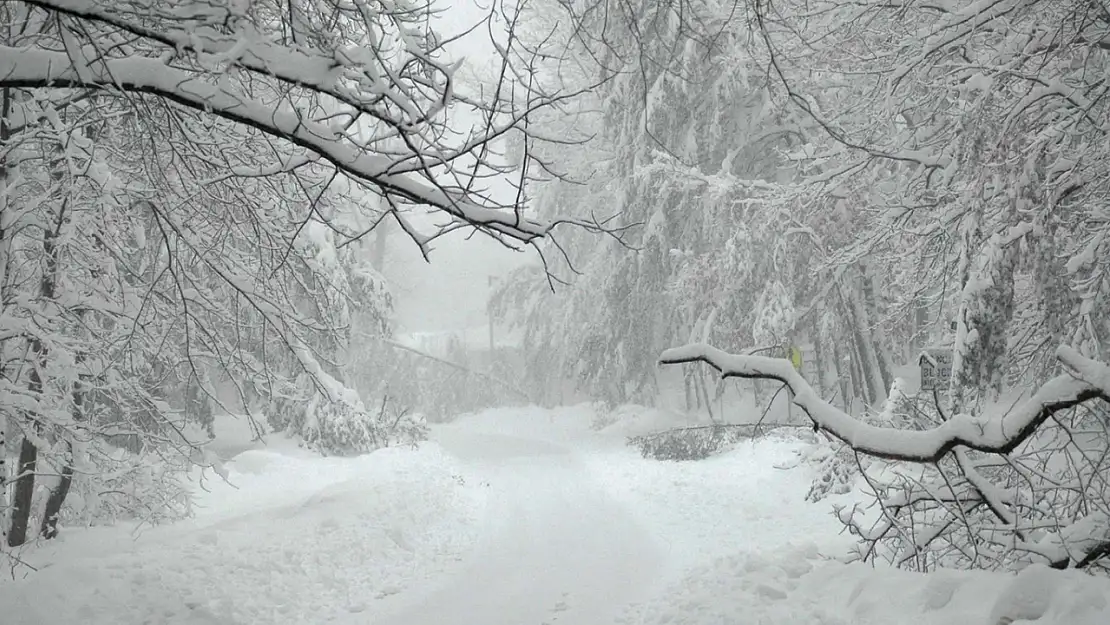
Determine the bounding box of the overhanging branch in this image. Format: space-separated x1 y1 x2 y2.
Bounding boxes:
383 339 532 402
0 47 590 244
659 343 1109 463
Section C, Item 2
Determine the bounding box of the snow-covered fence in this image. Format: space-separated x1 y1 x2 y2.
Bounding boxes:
661 343 1110 572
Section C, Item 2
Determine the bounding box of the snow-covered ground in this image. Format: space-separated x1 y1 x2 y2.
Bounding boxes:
1 440 490 624
2 404 1109 624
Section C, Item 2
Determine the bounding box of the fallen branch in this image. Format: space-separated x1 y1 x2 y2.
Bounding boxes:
633 422 810 438
384 339 532 401
659 343 1110 463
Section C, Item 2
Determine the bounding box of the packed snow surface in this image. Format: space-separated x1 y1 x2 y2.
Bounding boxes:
2 404 1109 624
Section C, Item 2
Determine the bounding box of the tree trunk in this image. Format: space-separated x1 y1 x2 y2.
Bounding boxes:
11 141 69 545
1 426 6 543
40 361 88 539
831 340 851 410
860 262 896 390
844 285 886 405
684 370 696 412
39 445 72 540
0 80 19 543
813 330 829 398
846 325 869 407
0 85 9 542
372 218 388 272
7 437 37 547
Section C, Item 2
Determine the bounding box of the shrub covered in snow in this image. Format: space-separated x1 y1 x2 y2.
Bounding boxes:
298 394 427 457
66 443 195 528
263 363 428 457
803 381 921 502
630 424 804 461
352 337 529 425
802 444 864 503
298 396 378 456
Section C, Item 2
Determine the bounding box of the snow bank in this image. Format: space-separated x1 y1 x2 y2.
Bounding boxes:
584 433 853 574
580 407 1110 625
0 441 489 625
621 549 1110 625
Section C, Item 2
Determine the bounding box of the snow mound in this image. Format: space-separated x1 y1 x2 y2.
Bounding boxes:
988 564 1109 625
616 546 847 625
620 548 1110 625
0 442 489 625
584 434 854 573
798 558 1110 625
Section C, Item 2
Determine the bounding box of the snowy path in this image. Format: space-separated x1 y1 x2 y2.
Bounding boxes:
0 442 492 625
4 405 1110 625
357 427 665 625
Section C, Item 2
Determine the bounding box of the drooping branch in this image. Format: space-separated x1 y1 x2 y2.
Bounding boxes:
20 0 446 131
383 339 533 401
659 343 1109 463
0 45 581 243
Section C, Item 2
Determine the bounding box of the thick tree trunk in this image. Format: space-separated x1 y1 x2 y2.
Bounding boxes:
845 324 869 407
11 143 69 545
39 446 72 540
40 363 87 539
7 437 37 547
847 286 888 404
0 85 9 542
860 263 896 390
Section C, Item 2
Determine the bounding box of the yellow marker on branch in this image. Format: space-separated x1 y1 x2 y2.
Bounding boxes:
787 346 803 372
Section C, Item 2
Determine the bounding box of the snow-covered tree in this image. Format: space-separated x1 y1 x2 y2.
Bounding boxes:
0 0 591 549
653 0 1110 571
495 0 814 409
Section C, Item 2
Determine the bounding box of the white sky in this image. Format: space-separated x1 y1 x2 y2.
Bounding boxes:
387 0 540 336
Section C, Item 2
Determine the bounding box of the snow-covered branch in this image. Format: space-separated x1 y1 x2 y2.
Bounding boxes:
0 46 567 242
659 343 1109 462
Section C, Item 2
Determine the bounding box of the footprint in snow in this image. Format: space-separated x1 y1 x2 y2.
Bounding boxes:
375 586 402 600
552 592 570 613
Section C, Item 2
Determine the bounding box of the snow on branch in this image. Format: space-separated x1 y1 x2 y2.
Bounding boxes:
0 46 568 242
1057 345 1110 395
659 343 1109 463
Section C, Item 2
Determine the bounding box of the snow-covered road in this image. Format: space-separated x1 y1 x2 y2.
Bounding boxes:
3 405 1110 625
360 427 664 625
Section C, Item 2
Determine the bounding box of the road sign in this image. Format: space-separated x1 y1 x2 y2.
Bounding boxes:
919 348 952 391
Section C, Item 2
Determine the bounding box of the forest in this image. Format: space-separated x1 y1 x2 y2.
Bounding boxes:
1 0 1110 622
